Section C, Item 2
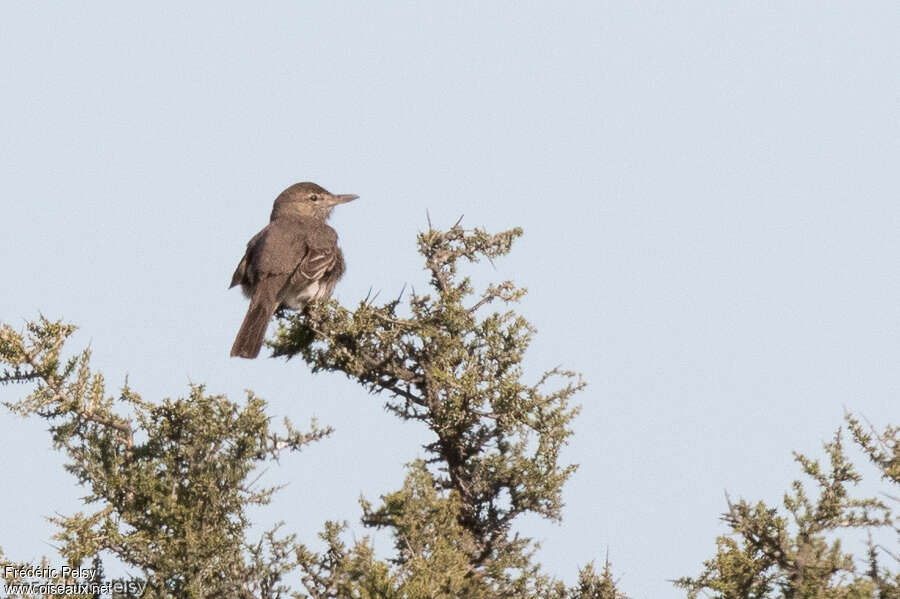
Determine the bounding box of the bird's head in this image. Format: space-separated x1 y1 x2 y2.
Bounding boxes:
270 182 358 221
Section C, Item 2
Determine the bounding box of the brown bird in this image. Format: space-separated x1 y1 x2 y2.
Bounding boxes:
230 182 358 359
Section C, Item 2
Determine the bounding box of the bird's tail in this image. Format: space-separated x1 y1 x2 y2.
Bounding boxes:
231 279 281 359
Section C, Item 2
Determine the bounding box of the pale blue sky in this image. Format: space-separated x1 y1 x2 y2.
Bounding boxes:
2 3 899 597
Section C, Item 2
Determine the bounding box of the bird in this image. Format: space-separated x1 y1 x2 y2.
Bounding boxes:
229 182 358 359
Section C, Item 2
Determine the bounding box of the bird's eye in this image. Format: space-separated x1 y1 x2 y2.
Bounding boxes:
309 194 319 202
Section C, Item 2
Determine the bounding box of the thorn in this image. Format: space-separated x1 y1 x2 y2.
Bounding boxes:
394 283 407 305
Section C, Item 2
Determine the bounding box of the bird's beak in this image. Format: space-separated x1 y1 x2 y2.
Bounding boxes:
331 194 359 205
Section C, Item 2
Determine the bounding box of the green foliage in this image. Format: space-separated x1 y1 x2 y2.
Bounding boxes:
0 224 623 598
4 223 897 598
272 224 593 595
0 317 331 598
570 562 629 599
675 420 899 599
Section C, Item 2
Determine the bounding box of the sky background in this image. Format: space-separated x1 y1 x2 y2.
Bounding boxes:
2 3 899 597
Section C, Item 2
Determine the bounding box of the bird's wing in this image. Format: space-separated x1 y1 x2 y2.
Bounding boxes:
249 219 339 283
229 256 247 288
229 229 266 288
228 227 268 289
248 221 312 277
296 224 340 282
